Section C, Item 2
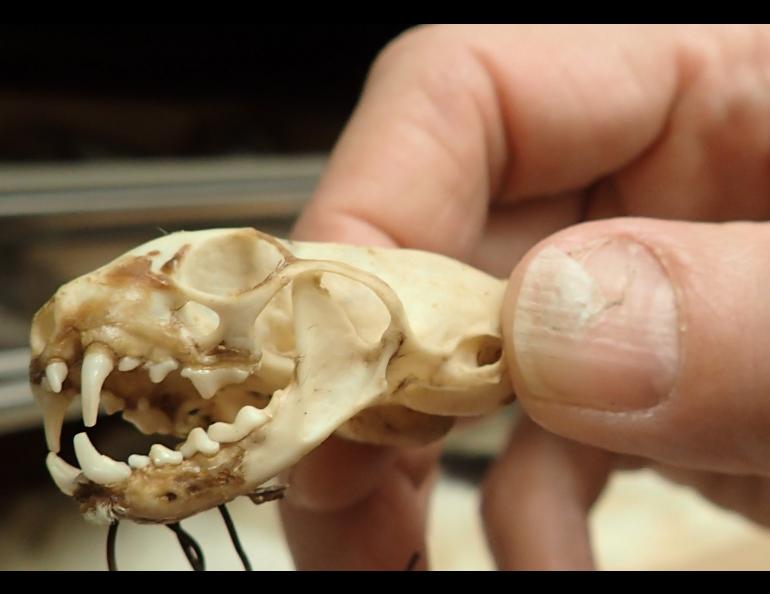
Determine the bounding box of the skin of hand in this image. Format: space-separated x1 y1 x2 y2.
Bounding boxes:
280 24 770 570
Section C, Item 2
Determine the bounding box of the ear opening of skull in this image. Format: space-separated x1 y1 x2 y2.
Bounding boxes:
29 228 512 527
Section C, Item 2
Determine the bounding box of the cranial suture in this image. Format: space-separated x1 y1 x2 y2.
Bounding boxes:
29 228 511 525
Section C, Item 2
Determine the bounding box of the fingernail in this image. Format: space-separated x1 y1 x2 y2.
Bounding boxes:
513 238 679 411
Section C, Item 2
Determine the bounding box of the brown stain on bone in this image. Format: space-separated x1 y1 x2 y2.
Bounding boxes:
104 255 172 290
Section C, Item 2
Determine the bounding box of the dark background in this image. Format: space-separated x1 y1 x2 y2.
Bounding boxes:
0 24 416 160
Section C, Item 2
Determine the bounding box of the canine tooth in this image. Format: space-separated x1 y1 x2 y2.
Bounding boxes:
180 427 220 458
180 367 249 400
128 454 150 469
73 432 131 485
81 344 114 427
45 361 68 393
149 444 183 466
118 356 142 372
33 387 72 453
207 405 270 443
46 453 82 496
148 359 179 383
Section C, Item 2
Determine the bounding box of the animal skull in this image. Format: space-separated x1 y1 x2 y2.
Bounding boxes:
29 228 511 525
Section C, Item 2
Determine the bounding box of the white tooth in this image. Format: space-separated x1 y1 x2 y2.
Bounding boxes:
46 453 82 496
149 444 183 466
207 405 270 444
45 361 68 393
118 356 142 372
81 344 114 427
180 427 220 458
32 386 72 453
148 359 179 383
128 454 150 469
73 433 131 485
180 367 249 399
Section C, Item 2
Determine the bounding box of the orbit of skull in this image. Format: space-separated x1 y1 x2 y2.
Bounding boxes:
29 228 511 525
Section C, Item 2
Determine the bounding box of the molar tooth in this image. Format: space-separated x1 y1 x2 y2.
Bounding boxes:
118 356 142 372
148 359 179 383
128 454 150 469
149 444 183 466
81 344 114 427
46 453 82 496
180 427 220 458
180 367 249 400
207 405 270 444
73 433 131 485
45 361 68 393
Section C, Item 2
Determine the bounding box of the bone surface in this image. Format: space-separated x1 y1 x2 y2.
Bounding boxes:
29 228 511 524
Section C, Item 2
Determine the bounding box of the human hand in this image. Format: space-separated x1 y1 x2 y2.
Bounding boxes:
281 24 770 570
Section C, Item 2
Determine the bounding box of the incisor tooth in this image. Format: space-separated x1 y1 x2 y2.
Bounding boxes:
81 344 114 427
180 427 220 458
46 453 82 496
207 405 270 443
45 361 68 393
73 432 131 485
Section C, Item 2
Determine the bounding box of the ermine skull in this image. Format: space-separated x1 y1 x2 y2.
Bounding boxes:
29 228 511 524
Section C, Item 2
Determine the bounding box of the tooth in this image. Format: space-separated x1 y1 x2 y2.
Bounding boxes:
45 361 68 393
148 359 179 383
180 367 249 399
32 386 72 453
46 453 82 496
73 433 131 485
128 454 150 469
118 356 142 372
81 344 114 427
207 405 270 443
149 444 183 466
180 427 220 458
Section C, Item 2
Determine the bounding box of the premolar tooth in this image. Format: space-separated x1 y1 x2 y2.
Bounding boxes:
101 391 125 415
32 386 73 453
45 361 68 393
46 453 82 496
81 344 114 427
180 367 249 399
73 433 131 485
207 405 270 443
149 444 183 466
118 356 142 372
180 427 220 458
128 454 150 469
148 359 179 383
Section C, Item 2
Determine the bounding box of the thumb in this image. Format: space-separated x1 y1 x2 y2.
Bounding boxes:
502 217 770 475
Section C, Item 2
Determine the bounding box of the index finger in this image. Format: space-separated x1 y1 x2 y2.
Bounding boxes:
293 24 683 260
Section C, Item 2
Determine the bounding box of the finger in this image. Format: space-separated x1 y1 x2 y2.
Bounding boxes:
481 415 614 570
294 24 686 259
279 443 442 570
502 217 770 475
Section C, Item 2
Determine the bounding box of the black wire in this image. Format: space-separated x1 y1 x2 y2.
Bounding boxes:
167 522 206 571
107 522 119 571
218 504 253 571
405 551 420 571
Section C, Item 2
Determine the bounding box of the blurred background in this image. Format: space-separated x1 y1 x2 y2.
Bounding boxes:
2 24 770 571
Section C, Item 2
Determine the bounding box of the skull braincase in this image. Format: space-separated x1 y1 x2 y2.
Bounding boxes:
30 228 511 524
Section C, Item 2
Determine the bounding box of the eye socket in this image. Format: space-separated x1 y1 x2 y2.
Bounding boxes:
177 230 285 297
